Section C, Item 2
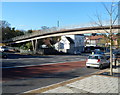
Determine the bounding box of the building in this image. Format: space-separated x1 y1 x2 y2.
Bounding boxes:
54 34 85 54
85 35 104 47
85 35 119 48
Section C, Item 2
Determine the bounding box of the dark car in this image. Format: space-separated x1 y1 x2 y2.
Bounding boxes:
115 52 120 56
113 51 120 59
114 52 120 63
0 52 7 58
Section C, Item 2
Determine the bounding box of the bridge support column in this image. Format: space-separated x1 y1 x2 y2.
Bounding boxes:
35 39 38 54
31 39 38 54
31 40 35 54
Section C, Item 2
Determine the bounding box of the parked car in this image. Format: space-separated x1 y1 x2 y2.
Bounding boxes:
0 46 14 52
94 51 104 55
113 51 120 63
0 52 7 58
94 49 104 55
86 54 110 69
114 51 120 56
0 46 6 52
74 51 81 55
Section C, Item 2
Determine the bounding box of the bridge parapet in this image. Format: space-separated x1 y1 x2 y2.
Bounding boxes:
11 29 55 41
5 27 67 42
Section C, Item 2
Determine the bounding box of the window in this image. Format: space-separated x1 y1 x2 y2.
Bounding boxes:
88 56 99 59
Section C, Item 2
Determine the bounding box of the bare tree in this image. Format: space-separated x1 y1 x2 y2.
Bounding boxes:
90 2 119 75
0 20 11 28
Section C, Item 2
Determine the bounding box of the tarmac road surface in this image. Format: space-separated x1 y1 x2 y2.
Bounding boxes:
2 53 100 94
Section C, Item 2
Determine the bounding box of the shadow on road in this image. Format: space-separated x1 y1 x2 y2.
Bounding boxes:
5 53 52 59
98 65 120 77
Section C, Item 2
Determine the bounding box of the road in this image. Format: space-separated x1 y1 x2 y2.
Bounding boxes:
2 53 100 94
2 53 87 68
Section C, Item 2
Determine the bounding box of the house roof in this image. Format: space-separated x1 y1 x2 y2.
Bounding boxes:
86 35 118 40
86 35 104 40
66 37 74 44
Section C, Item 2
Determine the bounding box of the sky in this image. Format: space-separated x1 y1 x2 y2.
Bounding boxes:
1 1 119 31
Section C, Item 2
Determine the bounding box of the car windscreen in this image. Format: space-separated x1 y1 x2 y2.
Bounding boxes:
88 56 99 59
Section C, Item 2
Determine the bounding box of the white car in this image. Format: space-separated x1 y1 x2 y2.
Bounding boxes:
86 54 110 69
0 46 5 52
0 46 14 52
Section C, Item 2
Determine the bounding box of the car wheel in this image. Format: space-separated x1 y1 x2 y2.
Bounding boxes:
87 66 90 68
99 64 103 70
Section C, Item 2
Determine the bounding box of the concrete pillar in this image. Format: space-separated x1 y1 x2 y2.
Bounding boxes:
31 39 38 54
31 40 35 54
34 39 38 54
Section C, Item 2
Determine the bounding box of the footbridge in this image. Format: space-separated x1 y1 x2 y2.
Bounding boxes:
4 25 120 44
3 25 120 54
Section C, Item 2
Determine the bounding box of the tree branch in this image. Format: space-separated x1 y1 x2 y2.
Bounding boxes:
102 3 111 15
112 14 118 25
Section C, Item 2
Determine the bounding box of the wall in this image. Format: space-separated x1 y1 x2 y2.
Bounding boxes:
54 35 85 54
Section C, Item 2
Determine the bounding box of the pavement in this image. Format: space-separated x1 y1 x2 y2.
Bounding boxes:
42 69 120 94
21 64 120 94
